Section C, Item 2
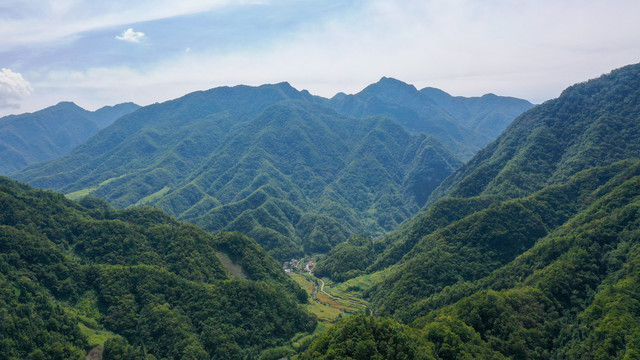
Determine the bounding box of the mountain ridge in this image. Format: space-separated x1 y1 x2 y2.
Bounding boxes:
0 101 140 174
428 63 640 205
300 63 640 360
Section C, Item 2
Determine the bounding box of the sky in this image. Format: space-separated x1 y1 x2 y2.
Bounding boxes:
2 0 640 117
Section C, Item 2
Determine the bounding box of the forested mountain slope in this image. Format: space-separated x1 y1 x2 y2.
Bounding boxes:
0 176 314 359
429 63 640 204
14 85 463 260
13 80 531 260
15 82 317 191
0 101 139 174
370 160 640 320
305 63 640 359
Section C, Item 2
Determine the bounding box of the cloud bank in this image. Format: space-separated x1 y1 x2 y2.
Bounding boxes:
0 68 33 109
2 0 640 117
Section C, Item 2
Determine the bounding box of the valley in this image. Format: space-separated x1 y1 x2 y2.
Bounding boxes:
1 63 640 359
286 257 370 324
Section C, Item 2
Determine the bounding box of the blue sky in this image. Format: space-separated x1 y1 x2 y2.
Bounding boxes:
2 0 640 116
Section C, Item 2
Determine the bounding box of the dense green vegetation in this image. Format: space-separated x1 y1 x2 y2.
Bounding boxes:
0 177 314 359
0 101 139 174
314 235 377 282
6 64 639 359
429 63 640 204
14 80 529 260
15 94 463 260
296 315 435 360
302 63 640 359
369 160 640 320
299 146 640 360
296 314 506 360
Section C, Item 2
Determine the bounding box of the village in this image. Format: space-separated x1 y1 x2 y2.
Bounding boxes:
283 258 314 275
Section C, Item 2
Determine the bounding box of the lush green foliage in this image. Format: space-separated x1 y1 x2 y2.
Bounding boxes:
430 63 640 204
309 148 640 360
369 195 501 272
15 91 463 260
14 80 530 260
0 177 314 359
296 315 436 360
0 102 138 174
371 160 640 320
306 64 640 359
7 66 639 359
314 235 377 281
296 314 506 360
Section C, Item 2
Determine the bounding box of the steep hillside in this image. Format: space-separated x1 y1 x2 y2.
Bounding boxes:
175 102 460 259
401 161 640 359
0 176 313 359
0 102 139 174
15 92 461 260
370 160 640 320
12 80 532 259
305 64 640 359
429 63 640 203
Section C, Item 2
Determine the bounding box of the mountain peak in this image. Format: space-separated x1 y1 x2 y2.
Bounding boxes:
355 77 421 101
52 101 84 111
372 77 418 92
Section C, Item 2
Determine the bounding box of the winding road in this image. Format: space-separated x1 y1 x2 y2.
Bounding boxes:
317 277 369 311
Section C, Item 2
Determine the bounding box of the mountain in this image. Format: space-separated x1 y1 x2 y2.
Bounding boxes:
421 87 535 139
87 102 141 129
330 77 533 160
0 176 314 359
14 85 462 260
11 80 532 260
309 63 640 359
428 63 640 204
0 101 139 174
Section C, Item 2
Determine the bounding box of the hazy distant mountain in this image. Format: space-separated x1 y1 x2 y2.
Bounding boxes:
420 87 534 139
330 77 533 160
87 102 141 129
0 101 139 174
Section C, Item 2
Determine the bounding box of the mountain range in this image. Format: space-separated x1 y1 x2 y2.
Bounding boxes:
12 79 530 260
4 63 639 359
0 101 139 174
306 63 640 359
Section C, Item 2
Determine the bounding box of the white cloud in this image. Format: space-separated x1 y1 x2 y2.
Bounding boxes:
0 0 263 50
116 28 145 43
4 0 640 117
0 68 33 109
